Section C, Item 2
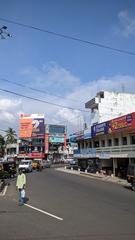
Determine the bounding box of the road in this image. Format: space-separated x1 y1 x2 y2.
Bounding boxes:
0 168 135 240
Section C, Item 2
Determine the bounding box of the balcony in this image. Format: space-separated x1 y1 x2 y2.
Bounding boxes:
74 145 135 159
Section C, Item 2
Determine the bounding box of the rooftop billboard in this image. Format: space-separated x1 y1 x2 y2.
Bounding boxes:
19 114 45 138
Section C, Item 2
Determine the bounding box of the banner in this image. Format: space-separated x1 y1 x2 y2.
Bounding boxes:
49 136 64 143
91 122 109 137
19 118 33 138
19 114 45 138
108 113 135 133
32 118 45 136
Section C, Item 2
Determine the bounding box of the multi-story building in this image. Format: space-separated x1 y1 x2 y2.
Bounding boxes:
45 124 67 162
18 114 67 162
85 91 135 126
74 91 135 178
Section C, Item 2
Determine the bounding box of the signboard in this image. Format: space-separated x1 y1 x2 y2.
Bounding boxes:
49 136 64 143
91 122 109 137
19 118 33 138
19 114 45 138
32 118 45 137
108 113 135 133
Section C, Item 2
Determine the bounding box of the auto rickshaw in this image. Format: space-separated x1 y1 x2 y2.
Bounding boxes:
2 160 17 178
127 164 135 191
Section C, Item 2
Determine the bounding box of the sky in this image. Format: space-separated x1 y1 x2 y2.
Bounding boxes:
0 0 135 135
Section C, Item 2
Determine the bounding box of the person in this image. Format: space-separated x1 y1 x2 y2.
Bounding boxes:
16 169 26 206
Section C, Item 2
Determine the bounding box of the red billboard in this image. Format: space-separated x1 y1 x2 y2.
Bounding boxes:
108 112 135 133
19 118 33 138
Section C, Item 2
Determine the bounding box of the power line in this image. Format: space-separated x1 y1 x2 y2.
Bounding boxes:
0 87 89 113
0 17 135 56
0 78 83 104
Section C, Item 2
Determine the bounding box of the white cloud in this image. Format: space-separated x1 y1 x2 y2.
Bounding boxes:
117 10 135 37
0 98 22 132
1 63 135 134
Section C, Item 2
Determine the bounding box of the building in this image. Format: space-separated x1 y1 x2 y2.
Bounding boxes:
85 91 135 126
18 114 67 162
45 124 67 162
74 91 135 178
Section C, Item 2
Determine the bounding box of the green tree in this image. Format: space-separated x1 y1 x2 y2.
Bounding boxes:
5 128 17 144
0 134 5 157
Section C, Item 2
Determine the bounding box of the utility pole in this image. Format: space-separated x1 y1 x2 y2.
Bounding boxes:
0 25 12 39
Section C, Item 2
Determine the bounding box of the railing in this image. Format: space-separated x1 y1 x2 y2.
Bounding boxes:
74 145 135 158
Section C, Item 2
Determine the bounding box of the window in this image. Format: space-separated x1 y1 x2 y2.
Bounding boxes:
94 141 99 148
122 137 127 145
108 139 112 146
101 140 105 147
131 135 135 145
114 138 119 146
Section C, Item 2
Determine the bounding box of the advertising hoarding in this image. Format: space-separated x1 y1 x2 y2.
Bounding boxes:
108 113 135 133
19 118 33 138
19 114 45 138
49 136 64 143
91 122 109 137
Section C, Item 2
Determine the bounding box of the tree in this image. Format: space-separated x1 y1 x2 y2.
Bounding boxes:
5 128 17 144
0 134 5 157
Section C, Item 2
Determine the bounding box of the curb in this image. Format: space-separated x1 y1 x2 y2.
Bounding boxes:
56 168 131 187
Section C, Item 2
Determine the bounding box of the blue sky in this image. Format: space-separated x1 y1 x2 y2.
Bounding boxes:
0 0 135 133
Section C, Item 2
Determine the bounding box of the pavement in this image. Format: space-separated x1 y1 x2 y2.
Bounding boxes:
56 166 131 187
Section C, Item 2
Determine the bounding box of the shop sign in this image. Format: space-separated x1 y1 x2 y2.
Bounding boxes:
108 113 135 133
91 122 109 137
49 136 64 143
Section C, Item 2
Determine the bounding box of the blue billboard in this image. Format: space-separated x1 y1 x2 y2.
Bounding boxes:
91 121 109 137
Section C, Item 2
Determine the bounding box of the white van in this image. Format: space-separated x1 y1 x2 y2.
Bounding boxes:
18 160 32 173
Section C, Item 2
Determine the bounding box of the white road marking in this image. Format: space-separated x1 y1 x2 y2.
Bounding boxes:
0 185 8 196
24 203 63 221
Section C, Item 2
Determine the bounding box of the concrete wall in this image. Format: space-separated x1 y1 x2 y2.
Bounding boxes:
91 91 135 125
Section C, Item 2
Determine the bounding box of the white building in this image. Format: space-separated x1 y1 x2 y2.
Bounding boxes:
85 91 135 126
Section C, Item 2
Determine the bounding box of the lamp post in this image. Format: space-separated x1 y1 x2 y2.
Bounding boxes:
0 25 12 39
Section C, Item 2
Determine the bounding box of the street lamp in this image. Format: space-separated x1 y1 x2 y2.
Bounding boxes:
0 25 12 39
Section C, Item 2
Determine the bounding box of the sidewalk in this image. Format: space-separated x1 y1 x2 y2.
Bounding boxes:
56 167 131 187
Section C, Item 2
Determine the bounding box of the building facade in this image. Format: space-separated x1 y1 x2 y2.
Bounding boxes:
74 91 135 178
18 114 67 162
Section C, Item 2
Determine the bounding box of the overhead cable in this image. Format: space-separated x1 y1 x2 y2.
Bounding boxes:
0 78 83 104
0 17 135 56
0 87 89 113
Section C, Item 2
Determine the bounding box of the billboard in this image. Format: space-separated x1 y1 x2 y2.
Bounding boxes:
91 122 109 137
108 113 135 133
91 112 135 137
19 118 33 138
19 114 45 138
49 136 64 143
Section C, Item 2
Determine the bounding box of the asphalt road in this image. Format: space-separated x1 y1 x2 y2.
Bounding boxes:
0 168 135 240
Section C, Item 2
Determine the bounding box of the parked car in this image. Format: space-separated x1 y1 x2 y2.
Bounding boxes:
86 164 99 174
18 160 32 173
127 164 135 190
43 160 51 168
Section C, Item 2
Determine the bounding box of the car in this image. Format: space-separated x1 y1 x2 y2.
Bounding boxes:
43 160 51 168
86 164 99 173
18 160 32 173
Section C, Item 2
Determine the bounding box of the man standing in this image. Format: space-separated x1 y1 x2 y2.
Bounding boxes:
16 169 26 206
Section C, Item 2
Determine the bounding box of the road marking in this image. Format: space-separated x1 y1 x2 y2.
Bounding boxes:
24 203 63 221
0 185 8 196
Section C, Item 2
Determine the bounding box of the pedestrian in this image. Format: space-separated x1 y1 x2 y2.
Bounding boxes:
16 169 26 206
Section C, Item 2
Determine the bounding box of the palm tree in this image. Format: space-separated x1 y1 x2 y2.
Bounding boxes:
5 128 17 144
0 134 5 157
